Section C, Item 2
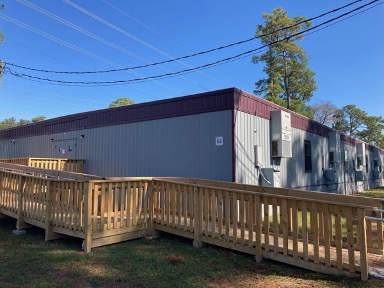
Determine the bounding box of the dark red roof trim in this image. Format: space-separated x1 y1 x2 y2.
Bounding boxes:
0 87 381 155
233 89 333 137
0 88 235 139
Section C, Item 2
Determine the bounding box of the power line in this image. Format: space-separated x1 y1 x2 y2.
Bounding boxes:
100 0 226 86
3 0 380 86
5 85 110 105
3 91 102 109
3 39 164 100
101 0 190 53
14 0 207 92
5 0 369 75
62 0 213 91
0 14 185 95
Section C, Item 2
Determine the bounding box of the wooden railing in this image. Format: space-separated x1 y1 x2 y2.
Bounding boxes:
0 168 151 249
1 170 383 280
83 179 152 250
0 158 84 173
156 178 383 254
0 162 101 181
151 178 384 281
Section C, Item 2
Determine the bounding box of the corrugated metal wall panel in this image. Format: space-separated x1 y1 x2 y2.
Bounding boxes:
339 142 357 195
79 110 233 179
0 110 233 181
282 129 327 191
234 111 270 184
234 111 358 193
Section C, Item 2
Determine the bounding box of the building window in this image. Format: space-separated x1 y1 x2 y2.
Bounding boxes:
374 160 380 173
357 156 362 169
365 155 369 173
344 150 348 173
304 140 312 172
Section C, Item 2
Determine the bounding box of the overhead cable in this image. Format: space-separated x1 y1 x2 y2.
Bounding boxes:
5 0 369 74
3 0 380 86
14 0 210 91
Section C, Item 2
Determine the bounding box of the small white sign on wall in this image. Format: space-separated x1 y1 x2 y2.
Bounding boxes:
215 136 224 146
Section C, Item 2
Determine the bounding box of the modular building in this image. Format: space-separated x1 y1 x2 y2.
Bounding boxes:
0 88 383 194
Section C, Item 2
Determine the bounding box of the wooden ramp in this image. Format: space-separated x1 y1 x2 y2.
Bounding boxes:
1 162 383 281
153 213 384 278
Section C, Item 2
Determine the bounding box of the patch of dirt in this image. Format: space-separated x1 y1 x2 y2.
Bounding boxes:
166 255 187 264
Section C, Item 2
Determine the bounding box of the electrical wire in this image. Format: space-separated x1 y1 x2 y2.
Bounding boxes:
100 0 226 85
14 0 210 92
2 38 164 99
0 14 186 94
4 0 381 86
5 0 371 75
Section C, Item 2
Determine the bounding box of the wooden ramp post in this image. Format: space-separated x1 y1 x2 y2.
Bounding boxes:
255 195 262 262
358 208 368 281
83 181 93 253
45 181 65 241
147 180 158 237
14 175 29 233
193 186 204 248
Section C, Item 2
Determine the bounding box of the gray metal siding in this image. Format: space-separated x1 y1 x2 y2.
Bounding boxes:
233 111 380 195
282 129 327 191
234 111 270 184
235 111 327 190
0 110 233 181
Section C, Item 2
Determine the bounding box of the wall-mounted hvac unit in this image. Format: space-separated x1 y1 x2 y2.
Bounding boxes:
270 110 292 158
356 142 366 169
324 169 337 185
328 131 341 166
373 170 380 180
355 170 364 181
373 147 382 172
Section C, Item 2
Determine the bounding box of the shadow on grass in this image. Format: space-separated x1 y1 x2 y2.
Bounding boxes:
1 217 383 288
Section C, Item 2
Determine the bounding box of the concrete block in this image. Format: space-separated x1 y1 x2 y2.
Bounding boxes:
193 239 205 248
13 230 27 236
145 235 160 241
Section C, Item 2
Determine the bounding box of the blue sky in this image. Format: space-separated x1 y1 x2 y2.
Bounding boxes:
0 0 383 121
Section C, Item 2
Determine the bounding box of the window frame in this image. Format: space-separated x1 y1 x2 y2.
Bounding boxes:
304 140 312 173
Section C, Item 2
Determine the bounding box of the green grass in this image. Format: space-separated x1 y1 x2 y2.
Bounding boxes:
357 187 384 199
1 217 383 288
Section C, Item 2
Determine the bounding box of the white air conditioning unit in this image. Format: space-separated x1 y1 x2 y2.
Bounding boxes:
328 131 341 168
356 142 366 169
271 110 292 158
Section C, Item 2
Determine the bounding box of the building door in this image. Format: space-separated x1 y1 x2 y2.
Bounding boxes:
54 139 77 158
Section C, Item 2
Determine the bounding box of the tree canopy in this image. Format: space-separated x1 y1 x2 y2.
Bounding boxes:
357 115 384 148
0 116 46 130
332 105 384 149
109 98 135 108
312 100 337 126
252 7 316 117
333 105 367 137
